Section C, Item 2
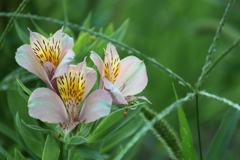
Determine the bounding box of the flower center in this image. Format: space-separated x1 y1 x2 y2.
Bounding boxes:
57 65 86 119
31 37 62 66
104 50 120 83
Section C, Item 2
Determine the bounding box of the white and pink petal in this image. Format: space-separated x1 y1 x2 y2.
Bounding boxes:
28 88 68 123
79 89 112 123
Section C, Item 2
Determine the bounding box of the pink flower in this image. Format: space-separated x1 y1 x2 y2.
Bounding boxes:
15 27 75 92
28 59 112 135
90 43 150 104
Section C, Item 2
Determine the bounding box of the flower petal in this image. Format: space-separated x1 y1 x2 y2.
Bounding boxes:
125 95 151 104
103 77 127 104
15 45 54 91
79 89 112 123
83 67 97 99
61 33 74 59
115 56 148 96
28 88 68 123
52 49 75 80
90 51 104 77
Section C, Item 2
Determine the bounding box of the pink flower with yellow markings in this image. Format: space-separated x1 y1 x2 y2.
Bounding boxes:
28 59 112 135
15 27 75 92
90 43 150 104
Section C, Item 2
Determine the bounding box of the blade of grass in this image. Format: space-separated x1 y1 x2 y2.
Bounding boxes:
172 83 198 160
196 0 235 88
0 0 29 49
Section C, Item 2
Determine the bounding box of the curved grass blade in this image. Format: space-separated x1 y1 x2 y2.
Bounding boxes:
172 84 198 160
0 0 29 49
205 107 240 160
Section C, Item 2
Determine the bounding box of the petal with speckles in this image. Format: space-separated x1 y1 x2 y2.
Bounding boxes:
15 45 54 91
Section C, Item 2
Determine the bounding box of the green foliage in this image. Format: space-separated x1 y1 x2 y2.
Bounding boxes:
42 134 60 160
173 83 198 160
65 136 87 150
14 148 26 160
15 113 43 158
74 145 104 160
87 103 144 143
206 107 240 160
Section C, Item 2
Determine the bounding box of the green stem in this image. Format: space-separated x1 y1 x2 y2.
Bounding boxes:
196 0 235 88
67 148 74 160
0 0 29 49
204 36 240 77
196 94 203 160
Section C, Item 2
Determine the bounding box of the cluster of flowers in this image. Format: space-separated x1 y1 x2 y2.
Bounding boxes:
15 27 149 135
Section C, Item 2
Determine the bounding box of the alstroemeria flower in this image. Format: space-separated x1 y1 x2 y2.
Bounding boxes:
15 27 75 91
90 43 149 104
28 59 112 135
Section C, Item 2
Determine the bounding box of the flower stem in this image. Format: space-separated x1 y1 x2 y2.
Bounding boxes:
196 94 203 160
67 148 74 160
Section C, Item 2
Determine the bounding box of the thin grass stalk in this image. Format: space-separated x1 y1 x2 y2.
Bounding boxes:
196 0 235 88
204 36 240 78
0 0 29 49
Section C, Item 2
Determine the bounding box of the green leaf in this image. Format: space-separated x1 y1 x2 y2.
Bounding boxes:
14 22 29 44
14 148 26 160
7 90 42 140
16 79 32 96
110 19 129 41
172 83 198 160
82 12 92 29
0 146 11 159
103 23 114 36
206 107 240 160
29 17 48 37
0 121 22 146
87 103 144 143
42 134 60 160
102 115 144 153
15 113 43 158
74 144 103 160
21 120 66 143
65 136 87 149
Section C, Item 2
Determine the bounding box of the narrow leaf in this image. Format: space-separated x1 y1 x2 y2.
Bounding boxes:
17 79 32 96
65 136 87 149
206 107 240 160
87 103 144 143
14 148 26 160
74 145 103 160
173 83 198 160
42 134 60 160
102 114 144 153
15 113 43 157
14 22 29 44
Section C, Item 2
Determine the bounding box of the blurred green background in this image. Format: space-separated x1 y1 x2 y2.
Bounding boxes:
1 0 240 159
